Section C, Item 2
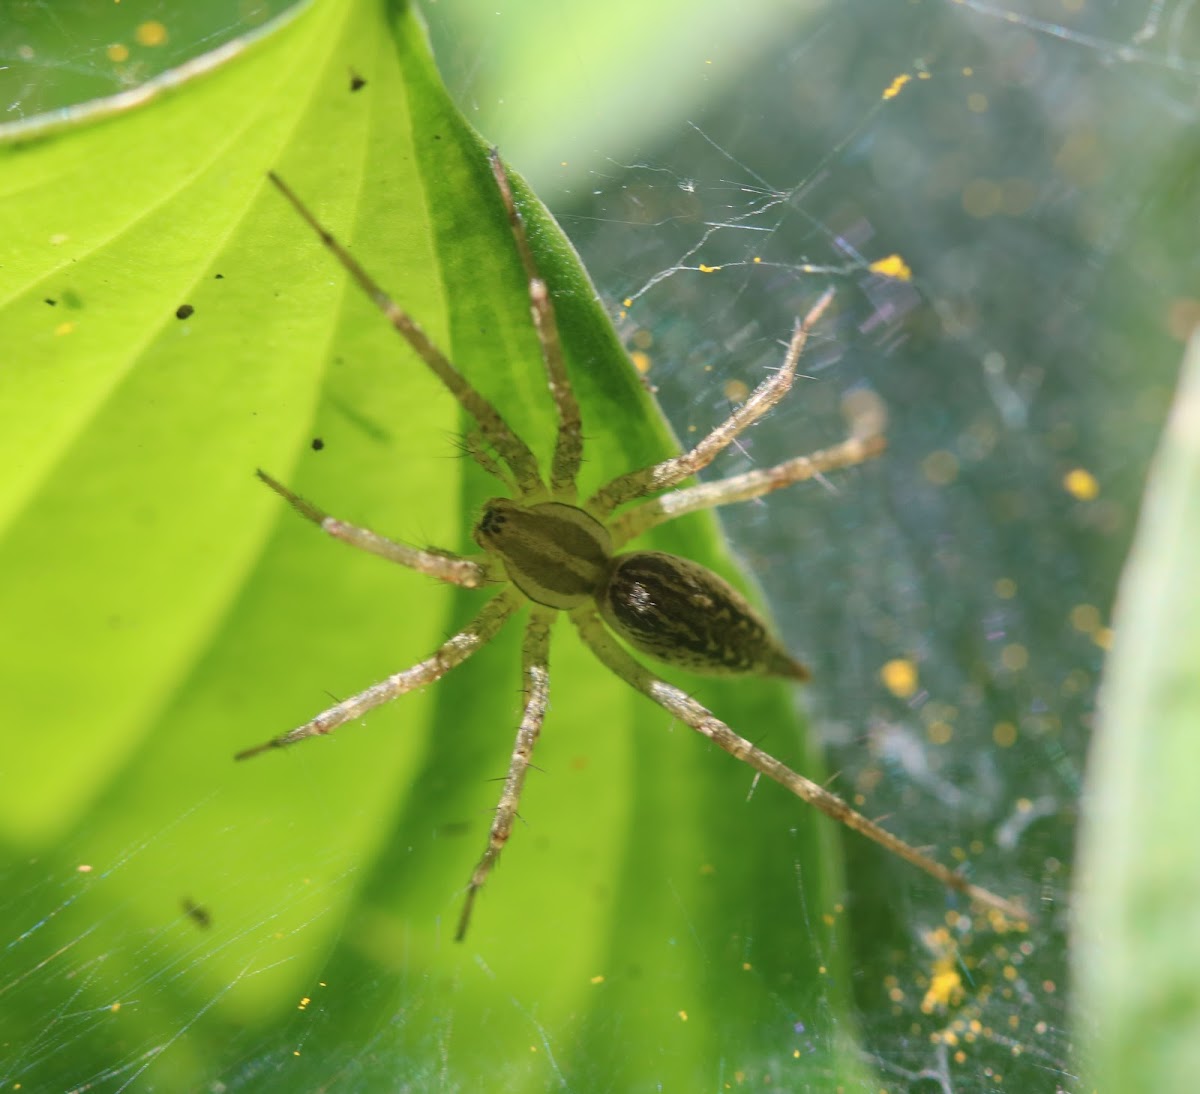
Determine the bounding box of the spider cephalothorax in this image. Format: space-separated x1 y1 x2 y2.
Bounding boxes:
239 151 1026 939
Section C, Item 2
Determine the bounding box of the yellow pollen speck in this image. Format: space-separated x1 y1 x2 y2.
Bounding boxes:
1001 644 1028 671
992 721 1017 747
741 962 752 971
55 321 76 337
1063 467 1099 499
724 379 750 403
882 73 911 100
869 253 913 281
78 863 93 873
590 974 605 984
107 43 129 63
880 657 918 698
822 913 835 926
927 720 953 745
1003 965 1018 981
1093 626 1113 650
293 1050 301 1056
962 66 974 76
921 966 963 1013
923 449 959 485
530 1045 539 1053
967 91 989 113
678 1010 688 1022
994 577 1016 599
818 965 826 975
135 20 168 46
699 862 716 876
298 996 310 1009
110 1001 121 1012
630 350 651 374
698 263 721 274
1070 603 1101 633
622 298 633 308
753 256 761 263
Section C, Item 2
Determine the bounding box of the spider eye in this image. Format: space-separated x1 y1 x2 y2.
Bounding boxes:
600 551 809 680
478 505 507 536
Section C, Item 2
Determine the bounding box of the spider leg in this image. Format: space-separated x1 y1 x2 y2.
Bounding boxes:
455 607 554 941
488 150 582 499
257 469 496 587
607 401 887 547
587 287 836 518
268 172 545 495
570 605 1029 923
461 430 519 496
235 590 521 760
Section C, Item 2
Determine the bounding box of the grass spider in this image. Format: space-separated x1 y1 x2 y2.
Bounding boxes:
239 150 1026 939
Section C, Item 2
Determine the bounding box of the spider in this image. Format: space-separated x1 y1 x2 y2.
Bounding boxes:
239 150 1026 940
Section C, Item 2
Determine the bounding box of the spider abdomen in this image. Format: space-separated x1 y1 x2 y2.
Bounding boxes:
599 551 810 680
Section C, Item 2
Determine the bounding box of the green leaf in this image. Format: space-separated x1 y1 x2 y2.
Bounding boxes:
1074 333 1200 1090
1 0 868 1088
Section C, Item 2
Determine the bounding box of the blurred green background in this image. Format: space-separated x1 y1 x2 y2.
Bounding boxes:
2 0 1198 1089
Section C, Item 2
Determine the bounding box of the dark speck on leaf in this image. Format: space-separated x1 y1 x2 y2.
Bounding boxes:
311 437 325 451
45 298 56 306
176 304 194 320
214 273 224 280
350 71 366 92
182 898 212 929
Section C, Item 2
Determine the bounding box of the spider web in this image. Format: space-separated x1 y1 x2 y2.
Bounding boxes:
460 1 1193 1089
2 1 1197 1091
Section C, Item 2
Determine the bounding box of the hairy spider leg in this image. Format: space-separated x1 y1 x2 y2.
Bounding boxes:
267 172 545 498
608 428 888 548
456 608 554 940
488 150 583 500
255 469 494 587
461 430 519 496
587 287 836 518
571 606 1028 923
235 590 522 760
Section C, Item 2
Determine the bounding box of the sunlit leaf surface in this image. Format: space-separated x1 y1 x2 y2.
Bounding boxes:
0 1 865 1087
